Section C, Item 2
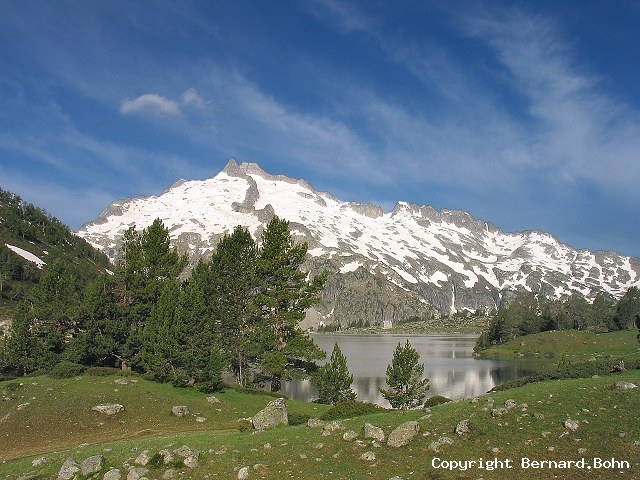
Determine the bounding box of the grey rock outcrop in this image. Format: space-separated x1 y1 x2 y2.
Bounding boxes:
387 421 420 448
455 419 471 436
612 381 637 391
251 398 288 430
103 469 122 480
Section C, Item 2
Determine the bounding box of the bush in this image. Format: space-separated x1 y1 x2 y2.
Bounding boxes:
47 361 87 379
288 412 312 426
85 366 122 376
320 401 385 421
424 395 451 407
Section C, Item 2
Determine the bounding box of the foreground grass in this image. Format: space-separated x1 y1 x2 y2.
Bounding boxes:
1 368 639 479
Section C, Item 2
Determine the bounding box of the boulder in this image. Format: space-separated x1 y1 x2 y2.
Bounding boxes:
171 405 189 417
134 450 151 466
455 419 471 436
126 466 149 480
343 430 359 441
387 421 420 448
92 404 125 416
251 398 288 430
80 455 105 476
564 419 579 432
237 466 250 480
57 458 80 480
363 423 385 442
103 469 122 480
612 381 637 391
428 436 454 453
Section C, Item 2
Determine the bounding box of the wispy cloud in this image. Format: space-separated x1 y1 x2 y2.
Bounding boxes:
120 93 180 116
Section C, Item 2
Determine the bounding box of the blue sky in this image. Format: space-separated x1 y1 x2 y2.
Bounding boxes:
1 0 639 257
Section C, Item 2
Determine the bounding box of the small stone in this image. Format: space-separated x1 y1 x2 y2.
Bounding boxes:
183 455 199 468
171 405 189 417
126 467 149 480
388 421 420 448
92 404 125 416
363 423 385 442
360 451 376 461
162 469 175 480
195 416 207 423
428 436 453 453
80 455 105 476
564 419 579 432
491 407 508 417
611 381 637 391
114 378 129 385
57 458 80 480
578 448 588 455
504 399 517 410
237 466 250 480
314 443 324 449
455 419 471 436
263 443 272 449
307 418 325 428
103 469 122 480
343 430 359 441
134 450 151 466
206 395 220 403
31 456 48 467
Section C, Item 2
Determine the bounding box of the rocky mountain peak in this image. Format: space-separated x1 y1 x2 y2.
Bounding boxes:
77 160 640 325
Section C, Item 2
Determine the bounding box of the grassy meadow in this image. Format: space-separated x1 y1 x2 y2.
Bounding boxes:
1 330 638 479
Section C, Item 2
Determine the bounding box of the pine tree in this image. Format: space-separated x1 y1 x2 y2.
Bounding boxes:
210 226 259 386
380 340 429 409
253 216 327 391
4 301 41 375
613 286 640 331
312 343 356 404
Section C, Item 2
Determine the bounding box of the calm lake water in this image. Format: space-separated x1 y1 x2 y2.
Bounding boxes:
281 334 537 407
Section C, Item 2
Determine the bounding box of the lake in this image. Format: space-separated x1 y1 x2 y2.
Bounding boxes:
281 333 537 407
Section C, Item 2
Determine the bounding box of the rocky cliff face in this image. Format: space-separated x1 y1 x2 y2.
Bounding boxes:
77 160 640 327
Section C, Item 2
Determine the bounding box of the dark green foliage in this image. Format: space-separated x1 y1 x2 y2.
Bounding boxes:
253 216 327 391
47 361 87 379
380 340 429 409
424 395 451 407
85 366 123 376
475 289 625 351
287 412 312 426
319 401 385 421
613 286 640 330
311 343 356 404
3 301 41 375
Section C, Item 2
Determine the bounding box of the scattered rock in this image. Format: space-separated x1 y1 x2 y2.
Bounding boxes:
57 458 80 480
491 407 508 417
307 418 325 428
237 466 250 480
428 436 454 453
263 443 272 449
322 421 343 434
504 399 517 410
611 360 625 373
455 419 471 436
173 445 197 458
363 423 385 442
533 413 545 420
92 404 125 416
126 466 149 480
314 443 324 449
103 469 122 480
343 430 359 441
114 378 129 385
162 469 175 480
158 449 175 464
17 402 30 410
564 419 579 432
611 381 637 391
360 451 376 461
251 398 288 430
183 455 199 468
578 448 588 455
207 395 221 404
195 416 207 423
31 456 48 467
80 455 105 476
134 450 151 466
388 421 420 448
171 405 190 417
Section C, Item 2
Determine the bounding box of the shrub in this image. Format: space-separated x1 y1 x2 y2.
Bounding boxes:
85 366 122 376
47 361 87 379
320 401 385 421
424 395 451 407
288 412 312 426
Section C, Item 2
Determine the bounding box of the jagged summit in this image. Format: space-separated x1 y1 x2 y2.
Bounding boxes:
77 160 640 323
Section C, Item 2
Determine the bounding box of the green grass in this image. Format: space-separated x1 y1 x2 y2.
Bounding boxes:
1 368 639 479
476 329 640 360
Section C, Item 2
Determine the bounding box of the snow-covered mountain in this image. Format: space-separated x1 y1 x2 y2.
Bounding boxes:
78 159 640 326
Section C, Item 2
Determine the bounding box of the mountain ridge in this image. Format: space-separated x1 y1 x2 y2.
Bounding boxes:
77 159 640 326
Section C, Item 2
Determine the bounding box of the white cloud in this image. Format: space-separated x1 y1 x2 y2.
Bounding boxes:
120 93 180 116
180 88 206 109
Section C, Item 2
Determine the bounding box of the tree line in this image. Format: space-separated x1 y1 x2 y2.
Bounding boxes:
475 287 640 350
0 216 328 393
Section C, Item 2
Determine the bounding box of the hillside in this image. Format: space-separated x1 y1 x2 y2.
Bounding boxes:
78 160 640 328
1 367 638 479
0 188 111 330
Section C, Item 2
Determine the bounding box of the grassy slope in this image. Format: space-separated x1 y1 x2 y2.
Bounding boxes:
1 368 639 480
475 329 640 360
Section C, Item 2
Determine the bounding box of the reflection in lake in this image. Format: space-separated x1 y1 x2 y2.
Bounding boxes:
281 334 538 407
